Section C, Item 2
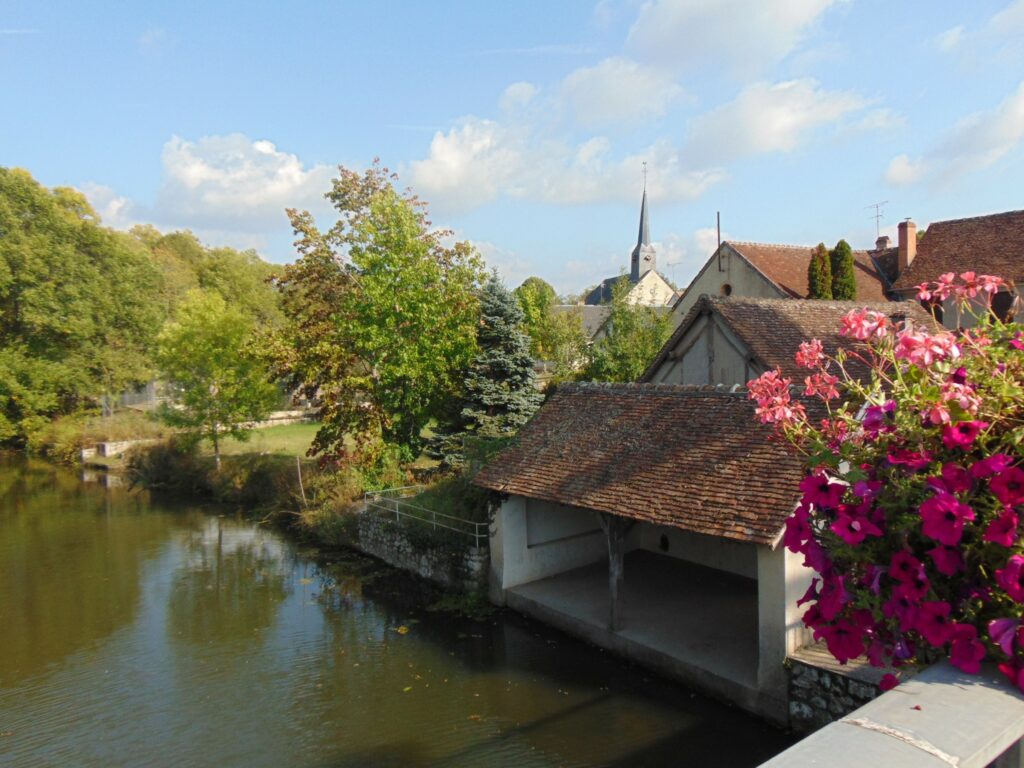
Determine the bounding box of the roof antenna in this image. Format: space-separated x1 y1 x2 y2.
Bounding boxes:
866 200 888 239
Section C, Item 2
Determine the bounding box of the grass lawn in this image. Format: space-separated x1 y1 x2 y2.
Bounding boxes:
207 422 320 458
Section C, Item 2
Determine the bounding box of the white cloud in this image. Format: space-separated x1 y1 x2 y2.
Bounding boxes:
932 25 964 53
652 226 726 286
80 183 136 228
500 81 538 113
685 79 865 165
156 133 335 228
885 154 925 186
470 239 534 289
886 81 1024 186
560 56 683 128
626 0 838 76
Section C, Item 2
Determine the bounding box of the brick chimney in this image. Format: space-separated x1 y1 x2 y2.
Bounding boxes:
875 235 891 250
898 219 917 275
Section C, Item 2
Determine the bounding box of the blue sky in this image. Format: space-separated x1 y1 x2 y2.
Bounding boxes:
3 1 1023 294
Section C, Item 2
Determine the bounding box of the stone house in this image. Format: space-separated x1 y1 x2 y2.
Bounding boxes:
474 382 814 724
890 210 1024 328
671 239 897 325
642 295 932 386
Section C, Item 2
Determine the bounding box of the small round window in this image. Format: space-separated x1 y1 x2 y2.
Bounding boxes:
721 283 733 296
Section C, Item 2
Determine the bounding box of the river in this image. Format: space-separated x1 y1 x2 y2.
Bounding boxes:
0 459 792 767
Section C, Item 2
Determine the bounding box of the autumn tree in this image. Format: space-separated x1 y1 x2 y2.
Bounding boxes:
155 290 278 467
582 277 671 382
830 239 857 300
272 163 485 466
807 242 833 299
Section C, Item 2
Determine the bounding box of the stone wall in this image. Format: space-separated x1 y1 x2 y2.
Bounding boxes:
356 511 488 594
788 658 881 733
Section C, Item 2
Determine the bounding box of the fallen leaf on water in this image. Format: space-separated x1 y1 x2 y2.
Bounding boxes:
394 625 410 635
403 686 412 693
299 578 313 585
468 715 482 721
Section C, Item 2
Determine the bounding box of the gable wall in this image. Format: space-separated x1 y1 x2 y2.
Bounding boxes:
673 248 787 328
627 270 676 307
646 313 757 386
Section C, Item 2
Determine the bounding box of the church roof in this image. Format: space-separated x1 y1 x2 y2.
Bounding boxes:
636 188 651 248
473 382 805 544
552 304 611 338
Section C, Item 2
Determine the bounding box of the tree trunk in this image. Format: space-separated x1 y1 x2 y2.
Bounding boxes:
599 513 633 632
213 429 221 470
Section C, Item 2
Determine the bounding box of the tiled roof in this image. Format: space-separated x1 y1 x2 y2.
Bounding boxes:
473 383 805 544
552 304 612 339
643 295 933 382
892 210 1024 292
729 241 891 302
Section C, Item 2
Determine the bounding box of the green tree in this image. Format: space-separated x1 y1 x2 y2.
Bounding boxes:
461 274 543 437
156 290 278 467
807 242 833 299
273 163 485 466
830 239 857 300
582 277 671 382
514 276 558 357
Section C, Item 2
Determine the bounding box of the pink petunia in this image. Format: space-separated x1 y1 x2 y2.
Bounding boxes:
996 555 1024 602
949 624 986 673
990 466 1024 507
888 448 933 471
984 509 1019 547
927 463 972 495
800 473 846 510
989 617 1021 657
890 551 925 584
919 492 976 546
783 506 813 554
883 593 919 633
926 544 964 576
817 573 848 621
916 601 955 646
941 420 988 451
999 661 1024 694
971 454 1014 479
879 673 900 691
831 512 883 546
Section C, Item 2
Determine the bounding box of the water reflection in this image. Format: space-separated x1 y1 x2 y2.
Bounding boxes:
0 460 792 767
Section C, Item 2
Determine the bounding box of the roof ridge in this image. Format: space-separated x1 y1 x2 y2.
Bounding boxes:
564 381 748 396
727 240 814 250
928 209 1024 228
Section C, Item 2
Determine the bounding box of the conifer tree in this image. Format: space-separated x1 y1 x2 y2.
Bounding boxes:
807 243 833 299
830 238 857 300
460 274 544 438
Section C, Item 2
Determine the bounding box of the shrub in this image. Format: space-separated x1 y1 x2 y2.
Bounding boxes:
749 272 1023 691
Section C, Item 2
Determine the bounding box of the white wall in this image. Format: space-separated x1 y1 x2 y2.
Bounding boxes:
757 544 815 693
673 246 785 327
490 496 607 600
637 523 757 578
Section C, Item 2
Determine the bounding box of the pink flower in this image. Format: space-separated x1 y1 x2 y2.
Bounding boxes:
989 617 1021 656
949 624 986 673
996 555 1024 602
800 473 846 510
796 578 820 608
933 272 957 302
831 512 883 546
927 544 964 576
916 283 932 301
990 466 1024 506
890 551 925 584
928 463 972 494
747 369 806 426
862 401 896 437
895 329 961 367
941 421 988 450
795 339 825 369
999 661 1024 694
957 272 980 300
979 274 1005 295
840 309 890 340
879 673 900 691
971 454 1014 479
883 593 919 632
984 509 1019 547
817 573 848 621
888 448 933 471
783 506 813 554
819 611 872 663
919 492 976 546
804 371 839 400
916 601 955 646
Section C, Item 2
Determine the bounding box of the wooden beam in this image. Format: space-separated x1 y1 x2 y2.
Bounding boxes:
599 513 634 632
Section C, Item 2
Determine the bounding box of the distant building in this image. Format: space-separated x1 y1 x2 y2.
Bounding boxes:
890 210 1024 328
584 187 676 307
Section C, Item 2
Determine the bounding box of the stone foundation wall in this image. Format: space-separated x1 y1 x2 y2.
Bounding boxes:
356 512 488 594
788 659 881 733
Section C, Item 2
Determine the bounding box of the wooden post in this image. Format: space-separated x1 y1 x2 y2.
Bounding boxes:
599 513 633 632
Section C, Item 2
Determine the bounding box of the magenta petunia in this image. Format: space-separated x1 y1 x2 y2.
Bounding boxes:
916 601 955 646
800 473 846 510
971 453 1014 479
919 492 975 546
879 673 900 691
883 593 919 633
990 466 1024 507
887 448 933 471
783 506 813 554
999 661 1024 694
984 508 1019 547
889 551 924 584
926 544 964 576
989 617 1021 657
941 420 989 450
927 463 972 495
949 624 986 674
996 555 1024 602
817 573 847 621
831 513 883 546
796 578 820 608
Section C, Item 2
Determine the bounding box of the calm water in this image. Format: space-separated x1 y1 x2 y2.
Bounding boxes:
0 459 792 767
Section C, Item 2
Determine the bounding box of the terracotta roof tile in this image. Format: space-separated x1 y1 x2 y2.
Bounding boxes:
729 241 890 302
473 383 806 545
643 296 932 382
892 210 1024 291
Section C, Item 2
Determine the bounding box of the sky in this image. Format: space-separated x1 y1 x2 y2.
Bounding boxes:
3 1 1023 295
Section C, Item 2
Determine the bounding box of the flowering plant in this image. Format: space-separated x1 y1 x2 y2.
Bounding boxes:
749 272 1024 691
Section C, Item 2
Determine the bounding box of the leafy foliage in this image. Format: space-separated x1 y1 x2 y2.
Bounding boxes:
807 242 833 299
156 290 278 464
830 239 857 300
582 277 672 382
272 163 486 467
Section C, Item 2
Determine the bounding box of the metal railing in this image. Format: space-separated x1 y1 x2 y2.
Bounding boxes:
363 487 489 549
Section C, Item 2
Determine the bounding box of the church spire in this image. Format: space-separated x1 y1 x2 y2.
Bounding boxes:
630 164 656 281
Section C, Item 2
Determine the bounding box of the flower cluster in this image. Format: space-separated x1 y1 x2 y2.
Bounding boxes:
750 274 1024 690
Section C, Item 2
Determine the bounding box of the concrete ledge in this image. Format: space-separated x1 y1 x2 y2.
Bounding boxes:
761 662 1024 767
